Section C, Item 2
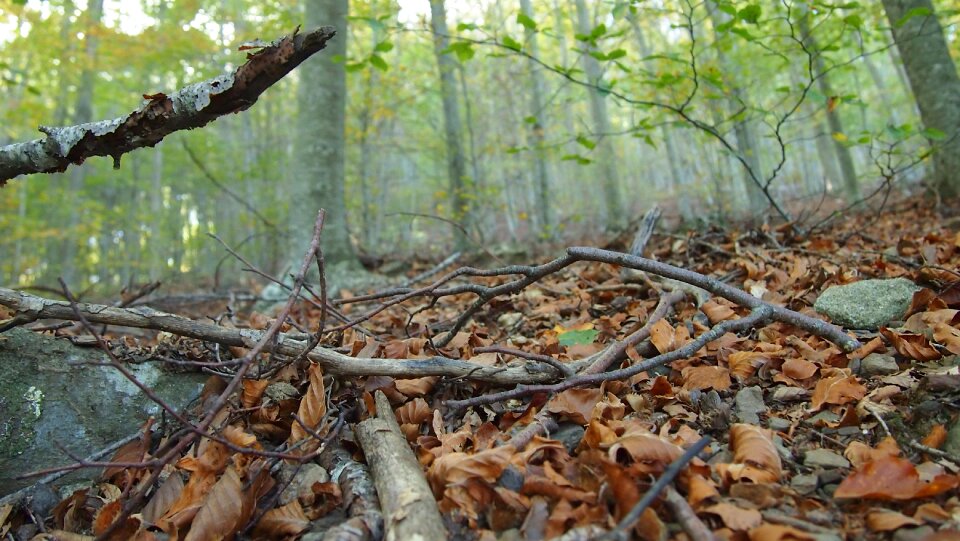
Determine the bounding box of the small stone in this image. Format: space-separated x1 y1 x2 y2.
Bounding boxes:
552 422 585 454
498 465 524 492
820 483 839 497
893 526 935 541
279 463 329 506
804 449 850 469
807 411 840 426
768 417 792 432
860 354 899 377
791 473 818 495
817 469 845 485
771 386 809 402
735 386 767 425
265 382 299 402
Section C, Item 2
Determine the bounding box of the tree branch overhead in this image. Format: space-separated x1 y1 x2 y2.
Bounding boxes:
0 26 336 185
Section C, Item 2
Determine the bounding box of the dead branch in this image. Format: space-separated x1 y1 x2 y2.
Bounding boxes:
662 486 717 541
355 391 446 541
606 437 712 541
0 287 557 385
317 441 385 541
0 26 336 184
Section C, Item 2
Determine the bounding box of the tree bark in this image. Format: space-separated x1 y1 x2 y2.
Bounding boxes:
290 3 356 266
798 14 861 201
520 0 554 235
882 0 960 200
574 0 624 229
429 0 471 249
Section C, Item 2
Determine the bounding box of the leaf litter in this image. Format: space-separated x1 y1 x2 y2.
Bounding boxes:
1 199 959 540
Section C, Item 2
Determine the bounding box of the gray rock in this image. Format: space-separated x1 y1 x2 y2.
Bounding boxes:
767 417 792 432
279 463 329 506
893 526 935 541
860 353 899 377
814 278 920 330
0 328 205 496
735 386 766 425
552 422 585 454
804 449 850 469
791 473 818 495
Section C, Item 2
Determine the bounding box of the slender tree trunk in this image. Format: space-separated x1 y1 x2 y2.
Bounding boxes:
882 0 960 200
62 0 104 287
799 15 861 201
519 0 553 236
707 3 766 215
629 13 693 221
574 0 624 228
290 0 356 266
429 0 471 249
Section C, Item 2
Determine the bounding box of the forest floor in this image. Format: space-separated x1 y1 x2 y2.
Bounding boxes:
2 196 960 541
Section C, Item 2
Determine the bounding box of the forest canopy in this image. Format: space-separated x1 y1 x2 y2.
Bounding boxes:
0 0 958 290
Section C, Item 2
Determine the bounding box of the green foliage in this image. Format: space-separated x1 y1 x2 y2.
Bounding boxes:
558 328 599 346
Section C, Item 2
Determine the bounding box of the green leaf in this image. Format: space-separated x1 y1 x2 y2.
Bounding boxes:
562 153 592 164
589 51 609 61
738 4 761 24
374 41 394 52
558 329 599 346
922 127 946 140
896 7 932 27
345 61 366 72
716 19 735 33
368 54 389 71
517 12 537 31
731 27 755 40
843 14 863 29
576 135 596 150
457 22 478 31
445 42 475 61
502 35 523 51
718 3 737 16
606 48 627 60
590 23 608 40
524 115 538 124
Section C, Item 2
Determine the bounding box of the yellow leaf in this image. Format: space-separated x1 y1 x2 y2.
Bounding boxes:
832 132 848 142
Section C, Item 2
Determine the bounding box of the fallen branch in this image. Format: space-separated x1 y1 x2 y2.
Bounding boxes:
0 26 336 184
317 441 385 541
605 436 712 541
355 391 447 541
0 287 556 385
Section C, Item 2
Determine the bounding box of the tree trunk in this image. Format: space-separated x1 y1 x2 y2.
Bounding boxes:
882 0 960 200
429 0 471 249
574 0 624 228
290 0 356 266
62 0 104 287
799 14 861 201
519 0 553 236
707 3 767 215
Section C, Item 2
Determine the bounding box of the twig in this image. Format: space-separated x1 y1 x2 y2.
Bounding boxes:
604 436 712 541
355 391 446 541
663 485 718 541
474 345 573 377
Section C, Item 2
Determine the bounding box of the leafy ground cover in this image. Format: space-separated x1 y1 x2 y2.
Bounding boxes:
1 197 959 541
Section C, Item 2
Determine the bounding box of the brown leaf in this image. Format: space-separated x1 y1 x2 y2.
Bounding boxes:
253 500 309 539
880 328 941 361
921 424 947 450
703 502 762 531
649 319 676 354
289 362 326 445
545 388 603 424
395 376 438 397
717 424 782 485
748 523 815 541
810 374 866 411
702 300 737 323
681 365 731 391
834 455 959 500
728 351 769 380
933 323 960 354
142 472 185 525
865 509 922 532
241 380 269 408
184 467 244 541
395 397 432 425
781 357 818 380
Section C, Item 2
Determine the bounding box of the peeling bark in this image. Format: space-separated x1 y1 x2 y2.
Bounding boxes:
0 26 336 185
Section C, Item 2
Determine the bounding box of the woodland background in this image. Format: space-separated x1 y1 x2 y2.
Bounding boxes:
0 0 957 291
